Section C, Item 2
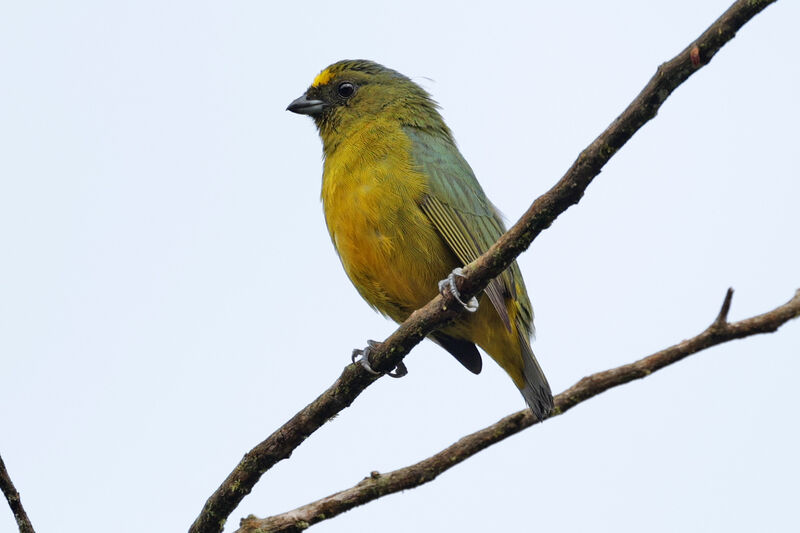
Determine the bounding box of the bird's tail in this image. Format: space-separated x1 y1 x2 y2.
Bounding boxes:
518 333 553 421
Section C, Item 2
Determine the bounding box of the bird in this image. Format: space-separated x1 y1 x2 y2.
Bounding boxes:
287 60 553 419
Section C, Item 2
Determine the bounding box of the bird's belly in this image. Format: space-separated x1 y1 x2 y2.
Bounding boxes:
325 182 456 322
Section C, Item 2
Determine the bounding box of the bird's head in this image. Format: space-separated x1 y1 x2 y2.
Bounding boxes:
287 60 449 150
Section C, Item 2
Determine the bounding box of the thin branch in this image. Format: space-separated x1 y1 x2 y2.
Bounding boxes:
713 287 735 328
0 454 36 533
240 288 800 533
188 1 778 532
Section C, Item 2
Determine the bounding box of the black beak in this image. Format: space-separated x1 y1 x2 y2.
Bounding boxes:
287 93 325 116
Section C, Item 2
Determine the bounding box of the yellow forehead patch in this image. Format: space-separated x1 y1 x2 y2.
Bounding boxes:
312 68 334 88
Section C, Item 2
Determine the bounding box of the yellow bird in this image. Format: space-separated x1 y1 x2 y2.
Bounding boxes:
288 60 553 419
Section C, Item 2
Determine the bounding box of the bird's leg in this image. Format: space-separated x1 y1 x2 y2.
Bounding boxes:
438 267 479 312
351 340 408 378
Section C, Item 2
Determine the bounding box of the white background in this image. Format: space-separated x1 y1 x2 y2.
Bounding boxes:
1 1 798 532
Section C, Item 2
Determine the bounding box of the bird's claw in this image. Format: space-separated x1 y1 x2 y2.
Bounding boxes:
351 349 380 375
387 361 408 378
351 340 408 378
438 267 479 312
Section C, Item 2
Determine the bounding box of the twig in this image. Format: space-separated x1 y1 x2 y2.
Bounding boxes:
0 453 36 533
188 2 779 532
240 288 800 533
713 287 735 328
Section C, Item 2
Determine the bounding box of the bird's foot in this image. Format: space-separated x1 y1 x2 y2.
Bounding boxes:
438 267 479 312
351 340 408 378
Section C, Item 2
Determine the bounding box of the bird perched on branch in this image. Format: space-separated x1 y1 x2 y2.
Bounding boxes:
288 60 553 419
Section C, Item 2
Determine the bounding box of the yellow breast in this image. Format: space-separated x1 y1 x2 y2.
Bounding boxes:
321 122 455 321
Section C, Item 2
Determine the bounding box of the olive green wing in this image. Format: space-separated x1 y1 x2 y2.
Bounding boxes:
405 128 533 334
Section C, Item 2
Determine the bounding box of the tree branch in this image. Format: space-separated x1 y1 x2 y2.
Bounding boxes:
188 1 779 532
0 453 36 533
240 288 800 533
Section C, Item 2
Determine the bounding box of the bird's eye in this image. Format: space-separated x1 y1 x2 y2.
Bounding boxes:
337 82 355 98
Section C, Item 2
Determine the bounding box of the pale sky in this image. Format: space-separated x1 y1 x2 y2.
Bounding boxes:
1 1 799 532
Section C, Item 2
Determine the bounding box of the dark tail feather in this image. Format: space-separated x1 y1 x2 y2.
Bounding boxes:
519 333 553 421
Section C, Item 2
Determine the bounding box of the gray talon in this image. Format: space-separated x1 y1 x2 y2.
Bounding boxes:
352 340 408 377
387 361 408 378
438 267 479 312
351 340 381 375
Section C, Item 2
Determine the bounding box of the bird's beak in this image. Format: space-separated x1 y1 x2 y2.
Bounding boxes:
287 93 325 116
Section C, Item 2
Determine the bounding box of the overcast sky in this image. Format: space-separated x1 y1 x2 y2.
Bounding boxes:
1 1 799 532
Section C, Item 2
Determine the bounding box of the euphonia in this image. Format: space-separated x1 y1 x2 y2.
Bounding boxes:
288 60 553 419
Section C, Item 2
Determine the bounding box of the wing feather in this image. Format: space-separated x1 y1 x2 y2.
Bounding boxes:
407 128 532 334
